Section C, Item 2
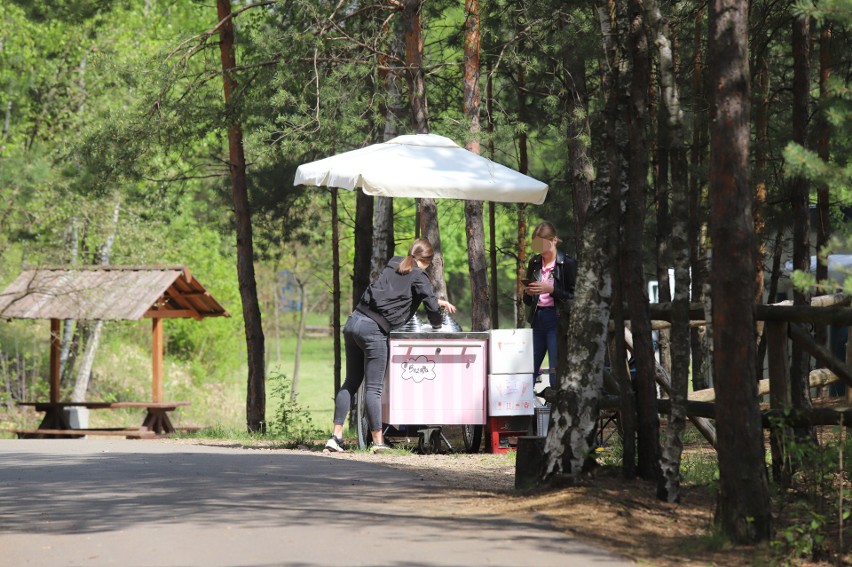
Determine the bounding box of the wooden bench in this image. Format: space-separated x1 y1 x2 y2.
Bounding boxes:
17 401 191 436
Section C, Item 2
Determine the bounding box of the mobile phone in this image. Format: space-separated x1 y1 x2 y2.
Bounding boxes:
521 278 533 286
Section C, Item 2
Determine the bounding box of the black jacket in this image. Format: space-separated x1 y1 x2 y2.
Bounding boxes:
522 250 576 324
355 256 442 333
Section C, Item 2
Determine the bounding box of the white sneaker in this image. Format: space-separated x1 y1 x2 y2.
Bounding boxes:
370 443 391 454
324 436 346 453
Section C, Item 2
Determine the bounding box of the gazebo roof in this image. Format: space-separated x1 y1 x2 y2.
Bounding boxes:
0 266 229 321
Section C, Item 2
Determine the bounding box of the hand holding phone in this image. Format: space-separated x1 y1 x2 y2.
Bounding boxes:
521 278 533 287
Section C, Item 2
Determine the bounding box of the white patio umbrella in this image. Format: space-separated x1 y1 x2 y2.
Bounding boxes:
293 133 548 204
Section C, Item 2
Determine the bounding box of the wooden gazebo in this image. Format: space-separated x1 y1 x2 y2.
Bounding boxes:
0 265 229 407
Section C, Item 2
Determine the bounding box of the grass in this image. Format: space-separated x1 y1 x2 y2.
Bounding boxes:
266 334 338 434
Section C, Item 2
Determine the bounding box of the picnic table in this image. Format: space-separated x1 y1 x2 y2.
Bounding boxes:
15 401 191 438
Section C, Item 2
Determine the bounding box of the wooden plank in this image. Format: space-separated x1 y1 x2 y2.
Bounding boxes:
18 401 189 410
689 370 840 403
789 322 852 386
623 327 717 447
109 401 190 409
143 309 199 319
14 428 157 439
756 304 852 326
600 396 852 430
643 298 852 324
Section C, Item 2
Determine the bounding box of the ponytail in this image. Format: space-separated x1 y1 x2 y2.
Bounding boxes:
397 238 434 274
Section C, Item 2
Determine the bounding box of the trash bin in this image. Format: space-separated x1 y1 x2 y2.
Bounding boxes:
534 406 550 437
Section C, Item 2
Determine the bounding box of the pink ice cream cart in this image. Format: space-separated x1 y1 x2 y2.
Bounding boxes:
354 327 536 454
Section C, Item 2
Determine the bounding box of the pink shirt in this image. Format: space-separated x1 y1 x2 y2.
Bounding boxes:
537 261 556 307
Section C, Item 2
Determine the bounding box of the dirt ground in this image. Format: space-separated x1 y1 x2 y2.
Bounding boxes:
311 445 749 567
291 431 849 567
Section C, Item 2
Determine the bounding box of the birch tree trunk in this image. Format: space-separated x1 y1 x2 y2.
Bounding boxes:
543 190 611 479
60 217 78 384
71 199 120 403
708 0 771 542
645 0 689 502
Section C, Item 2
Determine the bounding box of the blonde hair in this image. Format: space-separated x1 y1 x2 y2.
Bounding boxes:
397 238 434 274
532 221 560 245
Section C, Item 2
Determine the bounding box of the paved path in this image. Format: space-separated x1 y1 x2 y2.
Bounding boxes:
0 439 634 566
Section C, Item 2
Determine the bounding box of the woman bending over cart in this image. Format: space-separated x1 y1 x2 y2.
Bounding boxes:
324 238 456 453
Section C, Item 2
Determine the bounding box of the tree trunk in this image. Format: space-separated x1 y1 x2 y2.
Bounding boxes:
463 0 490 332
625 0 661 483
60 217 78 384
753 52 769 358
331 187 341 395
708 0 771 543
563 54 593 246
516 204 527 328
543 189 612 479
71 198 120 403
372 37 400 281
401 0 446 301
689 5 709 393
485 56 499 328
291 279 307 403
597 0 635 478
653 90 673 383
352 189 373 310
645 0 688 503
814 22 832 347
789 11 812 420
217 0 265 432
514 15 529 329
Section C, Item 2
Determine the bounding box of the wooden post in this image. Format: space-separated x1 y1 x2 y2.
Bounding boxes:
515 436 546 490
767 322 791 408
152 317 163 403
766 321 791 485
49 319 61 403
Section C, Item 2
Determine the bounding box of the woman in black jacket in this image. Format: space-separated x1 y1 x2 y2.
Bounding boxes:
522 221 576 392
324 238 456 453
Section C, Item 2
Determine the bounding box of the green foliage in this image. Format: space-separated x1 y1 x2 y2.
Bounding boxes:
772 507 828 562
265 370 323 443
767 419 852 563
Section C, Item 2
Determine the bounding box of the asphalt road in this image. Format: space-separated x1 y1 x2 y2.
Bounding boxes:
0 439 634 567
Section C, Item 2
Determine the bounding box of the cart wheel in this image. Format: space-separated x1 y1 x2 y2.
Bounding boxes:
430 430 442 454
355 385 371 450
462 425 482 453
417 432 431 454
